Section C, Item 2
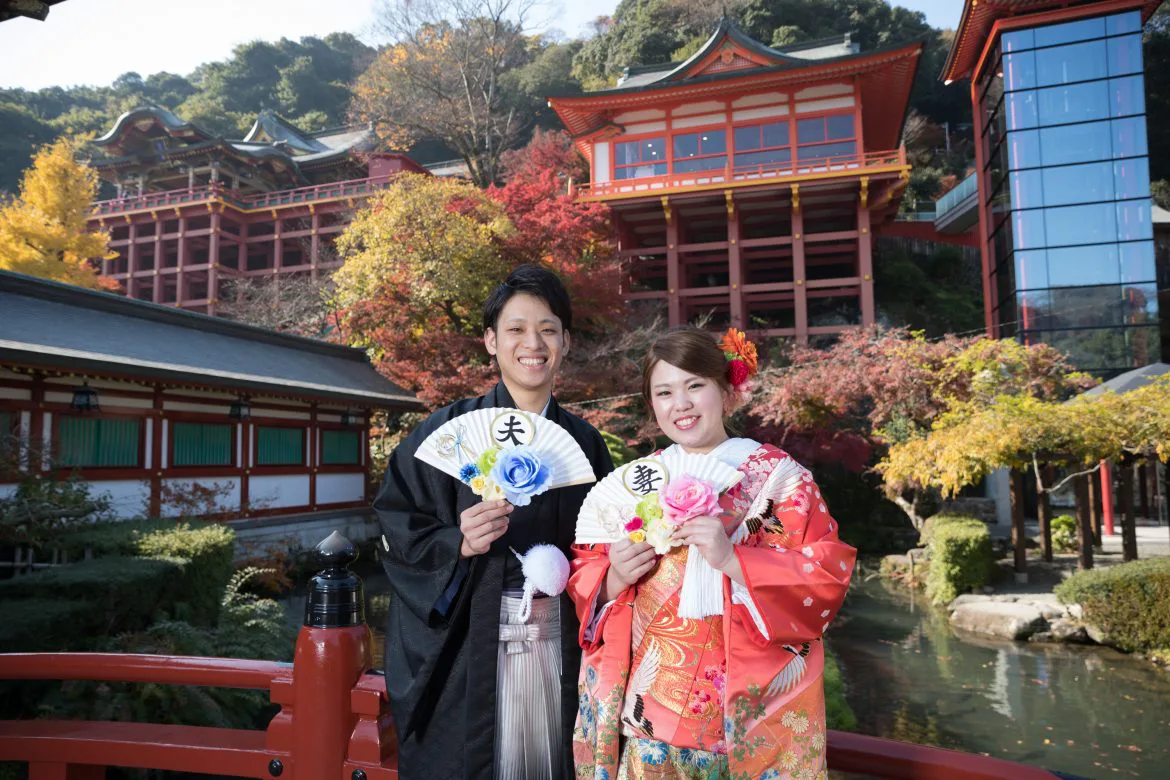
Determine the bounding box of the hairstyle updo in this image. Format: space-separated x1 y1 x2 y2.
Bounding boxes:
641 326 733 411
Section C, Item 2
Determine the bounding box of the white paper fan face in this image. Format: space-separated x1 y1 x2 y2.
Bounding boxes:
415 407 596 491
575 451 744 548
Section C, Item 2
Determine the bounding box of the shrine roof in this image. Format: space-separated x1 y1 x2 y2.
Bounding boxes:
0 0 68 22
0 270 419 408
91 107 375 174
942 0 1161 83
548 20 922 153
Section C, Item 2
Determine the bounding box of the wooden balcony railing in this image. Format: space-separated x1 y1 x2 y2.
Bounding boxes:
576 147 907 200
90 174 400 218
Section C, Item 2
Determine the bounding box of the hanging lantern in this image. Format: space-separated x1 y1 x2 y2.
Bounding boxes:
70 382 100 413
229 396 251 420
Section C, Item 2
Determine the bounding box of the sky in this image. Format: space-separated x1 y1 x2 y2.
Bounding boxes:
0 0 963 92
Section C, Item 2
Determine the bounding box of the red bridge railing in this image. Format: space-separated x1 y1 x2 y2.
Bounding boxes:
0 531 1084 780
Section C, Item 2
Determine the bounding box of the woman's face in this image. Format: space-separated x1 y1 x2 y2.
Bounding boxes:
648 360 730 454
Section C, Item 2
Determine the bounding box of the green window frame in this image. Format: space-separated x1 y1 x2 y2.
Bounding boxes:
321 429 361 466
57 416 141 468
172 422 233 467
256 426 304 466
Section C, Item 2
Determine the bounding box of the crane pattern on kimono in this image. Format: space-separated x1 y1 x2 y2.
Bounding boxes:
621 637 660 738
766 641 814 697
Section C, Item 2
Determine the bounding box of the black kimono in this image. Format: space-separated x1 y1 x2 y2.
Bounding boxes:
374 381 613 780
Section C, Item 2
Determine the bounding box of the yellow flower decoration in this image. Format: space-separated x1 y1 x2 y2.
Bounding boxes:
469 476 487 496
628 530 647 544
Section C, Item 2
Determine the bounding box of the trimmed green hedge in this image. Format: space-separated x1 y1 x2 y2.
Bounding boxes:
0 598 94 652
0 556 185 635
924 514 994 605
135 523 234 625
1055 558 1170 653
1051 514 1077 553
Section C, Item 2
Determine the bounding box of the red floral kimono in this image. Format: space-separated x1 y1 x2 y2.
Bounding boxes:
568 443 856 780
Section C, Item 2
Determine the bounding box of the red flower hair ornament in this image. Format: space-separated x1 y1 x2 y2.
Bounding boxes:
720 328 759 408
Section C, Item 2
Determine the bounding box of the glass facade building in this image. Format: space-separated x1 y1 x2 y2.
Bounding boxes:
977 9 1160 375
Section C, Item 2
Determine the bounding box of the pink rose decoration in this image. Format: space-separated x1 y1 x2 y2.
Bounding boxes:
660 476 721 525
624 516 644 532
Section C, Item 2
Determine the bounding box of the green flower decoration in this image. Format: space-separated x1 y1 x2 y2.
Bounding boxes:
476 446 501 475
635 493 663 523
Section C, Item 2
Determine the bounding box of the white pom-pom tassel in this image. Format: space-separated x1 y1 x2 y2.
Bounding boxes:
511 544 570 623
678 547 726 620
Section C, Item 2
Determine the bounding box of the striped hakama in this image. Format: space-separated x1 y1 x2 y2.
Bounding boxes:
496 591 562 780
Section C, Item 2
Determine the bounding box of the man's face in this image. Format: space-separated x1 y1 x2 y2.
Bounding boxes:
484 292 570 397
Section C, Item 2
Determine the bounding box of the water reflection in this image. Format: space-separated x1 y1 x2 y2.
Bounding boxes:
830 578 1170 779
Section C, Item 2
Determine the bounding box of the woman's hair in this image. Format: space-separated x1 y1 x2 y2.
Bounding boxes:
641 326 731 408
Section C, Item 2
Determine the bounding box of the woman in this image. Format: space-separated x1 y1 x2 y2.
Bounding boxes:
568 326 856 780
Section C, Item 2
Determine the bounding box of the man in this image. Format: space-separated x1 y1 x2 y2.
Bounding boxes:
374 264 613 780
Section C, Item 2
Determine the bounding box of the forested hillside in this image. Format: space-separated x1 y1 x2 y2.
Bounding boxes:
1 0 1168 198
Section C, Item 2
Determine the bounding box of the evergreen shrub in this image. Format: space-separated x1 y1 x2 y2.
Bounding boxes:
1050 514 1077 553
134 523 234 625
923 514 993 605
823 646 857 731
1055 558 1170 653
0 598 93 651
0 556 184 634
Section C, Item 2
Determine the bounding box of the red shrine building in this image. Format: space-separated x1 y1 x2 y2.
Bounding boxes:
549 19 922 341
86 108 426 315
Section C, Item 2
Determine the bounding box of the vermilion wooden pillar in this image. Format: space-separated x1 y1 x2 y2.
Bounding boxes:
148 386 163 518
1100 460 1116 536
126 223 139 300
310 210 321 281
152 226 164 304
792 186 808 344
858 203 874 327
665 198 681 324
176 216 187 306
208 209 221 316
969 79 995 337
726 192 744 329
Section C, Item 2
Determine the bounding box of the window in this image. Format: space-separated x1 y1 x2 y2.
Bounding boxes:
0 411 14 459
321 430 361 466
256 426 304 466
733 121 790 169
671 130 726 173
58 417 141 468
172 422 232 467
795 115 855 161
614 137 666 180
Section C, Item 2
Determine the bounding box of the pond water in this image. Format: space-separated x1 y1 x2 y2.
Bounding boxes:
829 577 1170 780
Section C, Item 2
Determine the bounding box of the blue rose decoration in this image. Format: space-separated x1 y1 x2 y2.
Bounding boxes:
489 445 552 506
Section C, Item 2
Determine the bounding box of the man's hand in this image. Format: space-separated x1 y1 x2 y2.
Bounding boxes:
459 500 512 557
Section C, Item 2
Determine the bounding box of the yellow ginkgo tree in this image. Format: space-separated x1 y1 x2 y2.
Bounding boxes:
0 137 115 290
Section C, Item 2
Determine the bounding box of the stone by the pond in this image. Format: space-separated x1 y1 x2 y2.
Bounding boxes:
1048 618 1090 644
947 594 992 611
950 602 1048 640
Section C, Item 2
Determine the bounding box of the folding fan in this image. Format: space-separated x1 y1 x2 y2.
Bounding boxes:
575 450 744 553
415 407 596 504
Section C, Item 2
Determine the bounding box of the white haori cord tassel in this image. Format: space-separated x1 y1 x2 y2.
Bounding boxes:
678 544 729 619
510 544 570 622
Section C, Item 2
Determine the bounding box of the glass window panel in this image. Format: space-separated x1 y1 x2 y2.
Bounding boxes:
1014 250 1049 290
1111 116 1148 157
1034 16 1106 48
825 115 854 140
1115 199 1153 241
1009 169 1044 209
1039 121 1112 166
797 118 825 144
1107 11 1142 36
615 141 639 165
58 417 140 468
1107 34 1143 77
734 149 792 169
645 138 665 160
1004 91 1038 130
1003 50 1036 91
1046 244 1120 287
1012 209 1046 250
796 141 856 161
762 121 788 147
1037 80 1110 127
1018 290 1053 329
1122 283 1159 324
1041 161 1115 207
673 133 699 158
1049 285 1128 328
1006 129 1041 169
1043 327 1134 371
1110 74 1145 117
1113 158 1151 200
1044 203 1117 247
700 130 726 154
1002 29 1035 52
1119 241 1156 284
1035 40 1106 87
674 155 727 173
734 126 760 152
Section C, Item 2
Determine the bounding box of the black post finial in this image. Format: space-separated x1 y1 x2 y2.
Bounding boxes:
303 531 365 628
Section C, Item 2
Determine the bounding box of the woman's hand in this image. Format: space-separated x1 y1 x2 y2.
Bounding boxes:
673 515 735 570
600 538 657 601
459 500 512 557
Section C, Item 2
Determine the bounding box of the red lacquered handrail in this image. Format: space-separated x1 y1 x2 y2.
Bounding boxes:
0 653 287 689
827 730 1079 779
